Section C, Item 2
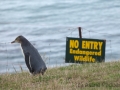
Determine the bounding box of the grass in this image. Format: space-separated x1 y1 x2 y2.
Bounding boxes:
0 61 120 90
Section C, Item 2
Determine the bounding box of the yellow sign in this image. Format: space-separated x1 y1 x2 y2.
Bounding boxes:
65 37 106 63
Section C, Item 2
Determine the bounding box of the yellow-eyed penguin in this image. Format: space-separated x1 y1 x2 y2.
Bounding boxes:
11 35 47 75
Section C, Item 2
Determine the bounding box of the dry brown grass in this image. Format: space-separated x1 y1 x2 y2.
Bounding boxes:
0 61 120 90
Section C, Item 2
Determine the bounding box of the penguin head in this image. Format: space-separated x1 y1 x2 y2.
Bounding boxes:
11 35 26 43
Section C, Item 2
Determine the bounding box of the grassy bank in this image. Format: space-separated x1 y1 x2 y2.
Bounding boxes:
0 61 120 90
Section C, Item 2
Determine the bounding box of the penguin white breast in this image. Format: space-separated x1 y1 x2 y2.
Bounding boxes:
20 45 25 57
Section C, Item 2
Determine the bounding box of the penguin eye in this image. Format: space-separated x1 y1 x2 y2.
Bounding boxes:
16 36 20 41
17 36 21 39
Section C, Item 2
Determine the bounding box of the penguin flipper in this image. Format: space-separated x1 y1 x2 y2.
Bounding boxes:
25 52 33 73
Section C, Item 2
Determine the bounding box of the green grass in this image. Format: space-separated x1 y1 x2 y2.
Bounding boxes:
0 61 120 90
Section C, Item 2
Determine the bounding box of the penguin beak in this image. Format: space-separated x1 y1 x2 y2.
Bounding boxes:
11 40 15 43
